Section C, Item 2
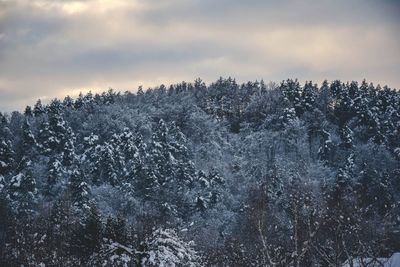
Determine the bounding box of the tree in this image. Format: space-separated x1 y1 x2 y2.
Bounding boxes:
33 99 45 116
282 79 303 116
104 215 127 245
24 106 33 117
70 204 103 260
0 138 14 176
69 168 90 210
37 121 56 155
8 160 37 217
88 238 135 267
302 81 317 112
45 157 63 197
21 119 36 150
93 142 119 186
141 228 201 267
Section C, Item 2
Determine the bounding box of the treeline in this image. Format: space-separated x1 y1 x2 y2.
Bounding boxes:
0 78 399 266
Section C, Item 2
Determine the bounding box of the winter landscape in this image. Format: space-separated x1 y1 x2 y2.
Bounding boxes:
1 1 399 266
0 79 399 266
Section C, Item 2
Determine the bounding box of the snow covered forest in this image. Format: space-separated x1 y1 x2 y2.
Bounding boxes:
0 78 399 266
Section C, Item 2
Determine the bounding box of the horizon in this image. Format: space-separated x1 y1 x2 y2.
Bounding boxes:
1 77 395 114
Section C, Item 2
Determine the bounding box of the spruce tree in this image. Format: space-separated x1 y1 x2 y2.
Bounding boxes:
33 99 45 117
69 168 90 209
8 160 37 217
0 138 14 176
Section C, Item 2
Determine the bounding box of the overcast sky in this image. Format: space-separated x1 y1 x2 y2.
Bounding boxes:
0 0 399 111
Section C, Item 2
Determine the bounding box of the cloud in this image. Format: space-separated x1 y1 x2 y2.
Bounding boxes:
0 0 399 111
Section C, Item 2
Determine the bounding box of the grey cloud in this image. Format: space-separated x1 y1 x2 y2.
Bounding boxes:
0 0 399 112
133 0 400 30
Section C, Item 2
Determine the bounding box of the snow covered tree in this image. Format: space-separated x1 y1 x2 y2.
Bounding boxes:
282 79 303 116
24 106 33 117
302 81 317 111
150 119 173 185
21 119 36 150
104 215 127 245
0 138 14 175
339 124 354 149
318 129 335 163
88 239 135 267
63 95 74 108
33 99 45 117
332 81 355 126
141 228 201 267
45 157 63 197
93 142 119 186
8 161 37 217
69 168 90 210
48 113 68 152
62 136 75 166
70 204 103 260
169 122 196 186
37 121 56 155
0 78 399 265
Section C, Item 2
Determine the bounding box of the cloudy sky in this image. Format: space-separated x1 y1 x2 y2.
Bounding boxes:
0 0 399 111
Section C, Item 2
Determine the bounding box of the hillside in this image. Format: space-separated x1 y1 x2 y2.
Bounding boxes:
0 78 399 266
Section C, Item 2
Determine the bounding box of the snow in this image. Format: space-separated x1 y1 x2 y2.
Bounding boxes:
386 253 400 267
0 176 4 190
342 253 400 267
142 228 200 267
10 173 24 188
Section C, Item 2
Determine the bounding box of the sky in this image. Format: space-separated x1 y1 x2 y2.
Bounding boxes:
0 0 399 112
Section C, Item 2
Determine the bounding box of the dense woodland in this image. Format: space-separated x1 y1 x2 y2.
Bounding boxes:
0 78 399 266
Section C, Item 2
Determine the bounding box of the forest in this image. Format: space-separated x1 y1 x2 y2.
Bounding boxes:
0 78 399 266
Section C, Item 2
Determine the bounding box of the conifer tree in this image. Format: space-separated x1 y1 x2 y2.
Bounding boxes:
33 99 45 117
0 138 14 176
24 106 33 117
8 160 37 217
21 119 36 151
141 228 201 267
45 157 63 197
69 168 90 209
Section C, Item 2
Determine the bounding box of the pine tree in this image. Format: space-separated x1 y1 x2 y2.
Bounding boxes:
37 121 56 155
33 99 45 117
62 137 75 166
81 205 103 257
302 81 317 111
48 113 67 152
95 142 119 186
0 180 12 263
47 99 63 115
46 197 73 263
0 138 14 176
195 168 225 212
21 119 36 151
8 160 37 217
282 79 303 116
318 129 335 163
339 124 353 149
69 168 90 209
104 215 127 244
150 119 173 186
132 132 159 200
45 157 63 197
88 238 134 267
63 95 74 108
70 204 103 259
169 122 195 187
141 228 201 267
24 106 33 117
